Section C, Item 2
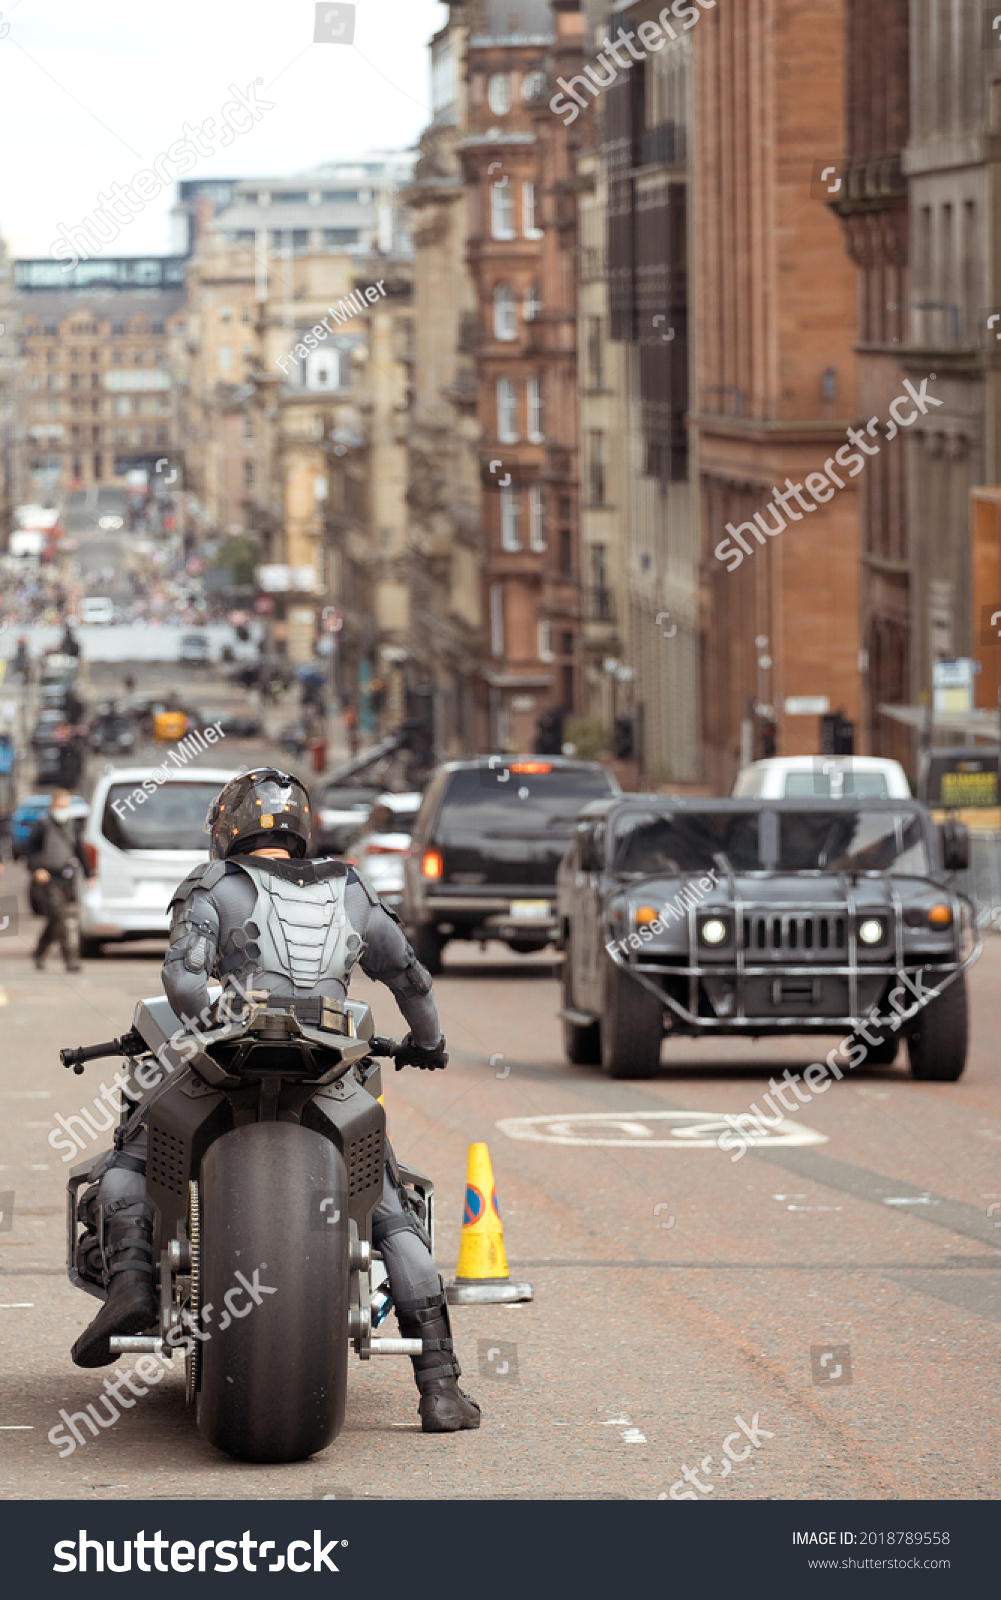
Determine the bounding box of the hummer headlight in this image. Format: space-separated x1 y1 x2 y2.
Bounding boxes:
700 918 728 946
858 918 884 945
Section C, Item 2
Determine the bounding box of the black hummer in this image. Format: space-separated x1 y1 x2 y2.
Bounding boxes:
557 797 979 1080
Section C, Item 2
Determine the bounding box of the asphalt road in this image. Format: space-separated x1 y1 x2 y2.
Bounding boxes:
0 887 998 1502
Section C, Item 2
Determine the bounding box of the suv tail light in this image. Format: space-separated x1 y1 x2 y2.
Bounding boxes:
83 843 98 876
421 849 443 879
368 844 407 856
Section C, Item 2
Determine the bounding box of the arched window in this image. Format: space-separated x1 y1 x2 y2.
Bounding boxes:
493 283 517 341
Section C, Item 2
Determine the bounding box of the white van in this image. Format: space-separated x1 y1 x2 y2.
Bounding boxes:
79 766 238 955
78 597 115 626
732 755 911 800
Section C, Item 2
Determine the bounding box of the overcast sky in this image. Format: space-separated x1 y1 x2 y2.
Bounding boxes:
0 0 447 259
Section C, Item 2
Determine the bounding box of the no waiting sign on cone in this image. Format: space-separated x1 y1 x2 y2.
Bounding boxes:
446 1142 533 1305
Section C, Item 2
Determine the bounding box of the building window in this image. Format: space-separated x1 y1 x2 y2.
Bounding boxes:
529 484 546 550
487 72 512 115
219 305 232 324
155 425 167 445
151 321 165 334
538 618 553 662
91 374 100 390
523 182 543 240
114 396 130 416
587 316 604 387
559 526 573 576
305 349 340 389
242 413 254 445
91 426 100 443
244 461 254 490
497 377 518 442
114 428 128 445
523 283 542 322
241 305 251 324
527 376 544 443
588 430 606 505
112 350 123 364
219 345 233 373
47 399 59 417
133 349 145 365
323 228 360 246
154 349 168 365
69 374 79 391
490 583 505 658
500 486 521 551
490 180 515 240
493 282 517 341
90 349 100 363
45 350 57 365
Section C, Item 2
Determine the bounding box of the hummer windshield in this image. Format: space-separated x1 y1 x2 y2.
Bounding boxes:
610 807 931 877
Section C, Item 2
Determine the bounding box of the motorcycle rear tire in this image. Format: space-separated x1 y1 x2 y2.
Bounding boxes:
196 1122 349 1463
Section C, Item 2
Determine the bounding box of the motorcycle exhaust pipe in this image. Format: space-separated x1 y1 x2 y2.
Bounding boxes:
109 1336 172 1357
369 1338 423 1355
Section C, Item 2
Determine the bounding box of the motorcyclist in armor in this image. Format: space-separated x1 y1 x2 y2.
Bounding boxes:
70 769 480 1435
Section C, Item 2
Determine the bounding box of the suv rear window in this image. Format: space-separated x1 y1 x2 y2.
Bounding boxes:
435 766 616 837
784 772 889 798
102 781 219 852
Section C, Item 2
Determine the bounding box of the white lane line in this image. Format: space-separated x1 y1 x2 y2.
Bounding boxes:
0 1304 35 1308
0 1425 34 1430
883 1196 939 1206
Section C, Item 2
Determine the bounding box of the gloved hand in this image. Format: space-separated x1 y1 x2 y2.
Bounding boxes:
394 1033 448 1071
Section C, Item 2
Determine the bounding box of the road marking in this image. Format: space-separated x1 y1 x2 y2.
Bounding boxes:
0 1425 33 1430
0 1304 34 1308
497 1110 827 1150
884 1196 939 1206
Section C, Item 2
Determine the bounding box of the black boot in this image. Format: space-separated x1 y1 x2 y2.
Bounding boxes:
396 1283 481 1433
71 1202 158 1369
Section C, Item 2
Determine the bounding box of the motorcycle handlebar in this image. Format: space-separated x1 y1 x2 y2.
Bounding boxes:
367 1035 401 1060
59 1029 145 1075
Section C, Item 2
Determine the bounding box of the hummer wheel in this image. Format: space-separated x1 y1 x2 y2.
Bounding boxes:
601 959 663 1079
907 973 968 1082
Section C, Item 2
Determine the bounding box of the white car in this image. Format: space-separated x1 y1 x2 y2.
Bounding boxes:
79 766 239 955
78 597 116 626
732 755 911 800
348 792 422 910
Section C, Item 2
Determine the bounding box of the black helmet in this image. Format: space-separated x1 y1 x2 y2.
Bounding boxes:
206 769 312 860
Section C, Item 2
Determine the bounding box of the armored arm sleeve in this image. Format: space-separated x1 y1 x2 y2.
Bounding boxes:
358 902 442 1049
161 887 221 1025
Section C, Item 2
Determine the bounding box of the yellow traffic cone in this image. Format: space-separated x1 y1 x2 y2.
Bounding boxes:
446 1142 533 1305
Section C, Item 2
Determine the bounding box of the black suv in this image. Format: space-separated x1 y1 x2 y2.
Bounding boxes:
557 795 979 1080
402 756 620 971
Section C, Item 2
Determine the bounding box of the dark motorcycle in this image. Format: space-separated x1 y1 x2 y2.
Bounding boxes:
61 993 432 1463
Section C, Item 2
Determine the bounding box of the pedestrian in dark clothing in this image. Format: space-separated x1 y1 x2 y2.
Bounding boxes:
26 790 91 971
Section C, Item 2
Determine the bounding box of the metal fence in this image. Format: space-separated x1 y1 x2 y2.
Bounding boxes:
956 834 1001 932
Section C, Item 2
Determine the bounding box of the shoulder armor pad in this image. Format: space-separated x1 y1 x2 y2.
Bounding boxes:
168 858 230 908
314 859 349 882
348 866 383 909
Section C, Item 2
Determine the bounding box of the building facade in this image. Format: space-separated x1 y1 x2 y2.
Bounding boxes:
12 257 186 497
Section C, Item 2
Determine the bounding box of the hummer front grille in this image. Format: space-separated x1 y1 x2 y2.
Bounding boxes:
743 913 846 954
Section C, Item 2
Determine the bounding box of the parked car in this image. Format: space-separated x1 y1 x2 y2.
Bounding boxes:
192 707 263 740
347 792 423 910
89 705 137 757
402 757 621 972
78 766 239 956
557 794 977 1080
732 755 911 800
10 794 89 859
78 597 115 626
180 632 211 664
31 708 67 748
311 783 383 857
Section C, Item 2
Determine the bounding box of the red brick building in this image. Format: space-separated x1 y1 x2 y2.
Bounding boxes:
461 0 584 751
